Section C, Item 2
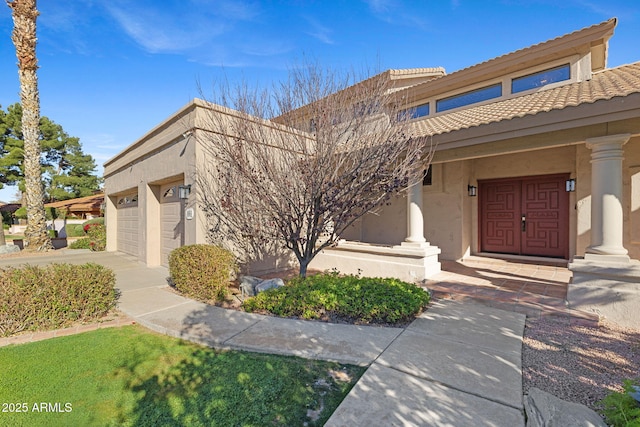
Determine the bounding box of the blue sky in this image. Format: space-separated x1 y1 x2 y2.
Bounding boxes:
1 0 639 202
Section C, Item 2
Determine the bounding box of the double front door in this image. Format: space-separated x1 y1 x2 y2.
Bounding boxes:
479 174 569 258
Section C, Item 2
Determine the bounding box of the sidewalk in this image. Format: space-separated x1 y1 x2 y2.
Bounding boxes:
0 250 526 426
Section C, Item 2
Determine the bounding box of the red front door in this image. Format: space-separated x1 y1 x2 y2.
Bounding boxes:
480 174 569 258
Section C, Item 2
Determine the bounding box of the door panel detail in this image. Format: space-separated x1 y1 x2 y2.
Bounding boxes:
480 174 569 258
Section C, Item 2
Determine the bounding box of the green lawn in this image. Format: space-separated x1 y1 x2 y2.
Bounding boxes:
3 234 23 241
0 326 364 426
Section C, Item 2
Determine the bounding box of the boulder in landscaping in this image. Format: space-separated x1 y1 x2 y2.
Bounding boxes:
255 278 285 294
239 276 285 296
0 244 20 254
239 276 262 297
524 387 606 427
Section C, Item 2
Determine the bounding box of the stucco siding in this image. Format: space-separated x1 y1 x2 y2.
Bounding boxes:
104 132 197 265
423 162 465 260
624 136 640 260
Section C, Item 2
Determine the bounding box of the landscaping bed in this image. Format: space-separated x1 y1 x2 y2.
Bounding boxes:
522 316 640 424
167 244 431 327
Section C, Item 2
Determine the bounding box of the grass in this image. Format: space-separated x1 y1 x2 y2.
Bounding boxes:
0 326 364 426
3 234 23 241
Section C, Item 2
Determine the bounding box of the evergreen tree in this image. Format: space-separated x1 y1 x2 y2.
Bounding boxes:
0 103 101 201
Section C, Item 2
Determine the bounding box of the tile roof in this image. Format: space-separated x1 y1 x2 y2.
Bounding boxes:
388 68 446 77
45 193 104 212
410 61 640 137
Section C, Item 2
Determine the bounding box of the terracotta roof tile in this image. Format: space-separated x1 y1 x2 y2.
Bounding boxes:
410 62 640 137
388 68 446 77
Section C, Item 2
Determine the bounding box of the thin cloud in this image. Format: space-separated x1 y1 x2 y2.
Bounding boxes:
104 4 224 53
363 0 428 30
572 0 636 18
365 0 396 14
303 17 335 45
102 0 261 55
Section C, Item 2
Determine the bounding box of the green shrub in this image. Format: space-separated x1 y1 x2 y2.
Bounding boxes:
169 244 238 302
599 379 640 426
69 237 92 249
65 223 86 237
243 272 431 325
45 207 59 220
1 211 11 227
0 263 117 337
82 217 104 229
86 224 106 251
14 206 26 219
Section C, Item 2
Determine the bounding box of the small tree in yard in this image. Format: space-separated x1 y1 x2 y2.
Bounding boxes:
198 64 433 277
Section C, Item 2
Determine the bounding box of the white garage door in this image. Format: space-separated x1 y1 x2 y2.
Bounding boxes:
116 193 139 256
160 183 183 266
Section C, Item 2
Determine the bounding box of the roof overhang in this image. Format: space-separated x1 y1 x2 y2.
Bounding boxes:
431 92 640 163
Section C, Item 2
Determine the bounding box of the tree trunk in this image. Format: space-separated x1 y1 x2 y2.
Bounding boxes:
299 258 309 278
8 0 52 251
0 215 6 246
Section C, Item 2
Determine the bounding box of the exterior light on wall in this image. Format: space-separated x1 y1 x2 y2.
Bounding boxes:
178 184 191 199
468 185 477 197
565 179 576 192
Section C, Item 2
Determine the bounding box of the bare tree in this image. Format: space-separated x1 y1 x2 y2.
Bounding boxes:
197 64 432 277
7 0 52 251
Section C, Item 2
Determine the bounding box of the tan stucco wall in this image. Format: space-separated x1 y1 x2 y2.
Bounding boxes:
575 143 592 257
624 136 640 260
353 139 640 262
359 193 406 245
104 133 197 266
423 162 466 260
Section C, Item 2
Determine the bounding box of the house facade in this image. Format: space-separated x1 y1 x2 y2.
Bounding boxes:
104 19 640 325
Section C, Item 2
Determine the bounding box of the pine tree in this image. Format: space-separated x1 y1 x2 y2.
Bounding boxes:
0 103 101 201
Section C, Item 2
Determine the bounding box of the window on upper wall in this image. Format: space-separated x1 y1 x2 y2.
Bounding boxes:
511 64 570 93
399 102 430 120
436 83 502 113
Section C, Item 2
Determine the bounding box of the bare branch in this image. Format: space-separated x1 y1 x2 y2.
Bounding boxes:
196 63 434 276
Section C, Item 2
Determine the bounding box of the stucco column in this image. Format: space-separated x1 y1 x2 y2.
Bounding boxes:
585 134 630 257
405 181 426 244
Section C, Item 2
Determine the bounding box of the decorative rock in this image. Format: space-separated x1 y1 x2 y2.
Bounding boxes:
255 278 285 294
0 244 20 254
239 276 285 297
524 387 606 427
239 276 262 297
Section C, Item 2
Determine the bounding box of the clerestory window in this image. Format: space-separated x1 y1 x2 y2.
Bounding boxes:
436 83 502 113
511 64 570 93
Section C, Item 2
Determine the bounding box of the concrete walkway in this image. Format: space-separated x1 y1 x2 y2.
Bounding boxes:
1 250 526 426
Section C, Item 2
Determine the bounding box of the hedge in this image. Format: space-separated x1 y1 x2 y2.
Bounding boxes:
0 263 117 337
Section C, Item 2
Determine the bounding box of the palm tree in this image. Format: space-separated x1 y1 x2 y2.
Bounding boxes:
7 0 52 251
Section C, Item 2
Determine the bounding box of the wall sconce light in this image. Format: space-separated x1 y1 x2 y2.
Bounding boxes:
178 184 191 199
468 185 477 197
565 179 576 192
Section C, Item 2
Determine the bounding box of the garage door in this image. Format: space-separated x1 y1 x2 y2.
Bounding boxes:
116 193 139 256
479 174 569 258
160 183 183 266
